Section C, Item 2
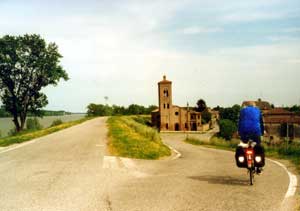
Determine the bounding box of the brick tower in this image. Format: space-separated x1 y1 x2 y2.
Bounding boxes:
158 75 173 131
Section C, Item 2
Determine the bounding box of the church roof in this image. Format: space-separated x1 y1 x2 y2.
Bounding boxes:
158 75 172 84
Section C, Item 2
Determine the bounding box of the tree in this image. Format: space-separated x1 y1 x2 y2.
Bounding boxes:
213 105 221 111
146 105 158 114
111 105 126 116
289 105 300 113
87 104 112 116
201 109 212 124
219 104 241 125
127 104 145 115
0 34 68 132
219 119 237 140
196 99 207 112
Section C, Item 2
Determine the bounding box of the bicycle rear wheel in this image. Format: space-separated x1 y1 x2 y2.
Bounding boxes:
249 169 254 185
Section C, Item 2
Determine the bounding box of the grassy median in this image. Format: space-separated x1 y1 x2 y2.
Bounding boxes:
0 117 92 147
107 116 171 159
185 136 300 171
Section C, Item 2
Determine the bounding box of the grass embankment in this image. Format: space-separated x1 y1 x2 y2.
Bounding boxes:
0 117 92 147
107 116 171 159
185 136 300 171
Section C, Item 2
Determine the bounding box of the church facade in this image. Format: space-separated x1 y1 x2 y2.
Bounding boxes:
151 76 202 131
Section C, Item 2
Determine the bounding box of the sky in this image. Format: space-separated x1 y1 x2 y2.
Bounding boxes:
1 0 300 112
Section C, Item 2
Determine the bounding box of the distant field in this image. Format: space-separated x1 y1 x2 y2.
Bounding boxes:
0 114 85 137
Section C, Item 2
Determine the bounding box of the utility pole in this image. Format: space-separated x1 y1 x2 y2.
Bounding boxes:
186 102 189 140
285 122 289 152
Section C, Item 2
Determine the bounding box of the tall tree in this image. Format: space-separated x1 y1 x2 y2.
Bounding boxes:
196 99 207 112
0 34 68 132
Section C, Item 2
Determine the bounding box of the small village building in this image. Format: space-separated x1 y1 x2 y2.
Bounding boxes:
263 108 300 139
152 76 204 131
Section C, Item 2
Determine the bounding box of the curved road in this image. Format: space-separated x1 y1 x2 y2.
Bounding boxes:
0 117 298 211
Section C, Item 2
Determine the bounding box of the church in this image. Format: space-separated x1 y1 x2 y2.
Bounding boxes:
151 76 203 131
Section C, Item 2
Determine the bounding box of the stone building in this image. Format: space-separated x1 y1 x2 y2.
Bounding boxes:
151 76 202 131
263 108 300 140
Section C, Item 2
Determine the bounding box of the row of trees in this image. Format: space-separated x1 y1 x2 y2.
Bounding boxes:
87 99 215 123
286 105 300 114
86 104 158 116
0 105 71 118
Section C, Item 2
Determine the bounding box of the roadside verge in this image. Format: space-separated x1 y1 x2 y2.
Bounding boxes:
106 116 171 160
0 117 92 148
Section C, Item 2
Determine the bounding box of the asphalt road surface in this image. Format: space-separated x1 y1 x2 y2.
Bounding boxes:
0 117 298 211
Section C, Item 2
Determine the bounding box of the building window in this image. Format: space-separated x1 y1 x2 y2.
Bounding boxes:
166 123 169 129
185 123 188 129
198 123 200 126
198 115 200 119
167 104 169 109
175 111 179 116
163 104 166 109
163 89 169 97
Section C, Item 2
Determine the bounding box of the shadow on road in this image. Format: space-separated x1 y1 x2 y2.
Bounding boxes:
188 175 249 186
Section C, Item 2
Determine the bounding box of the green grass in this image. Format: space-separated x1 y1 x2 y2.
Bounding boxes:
0 117 92 147
185 136 300 171
185 137 239 151
107 116 171 159
131 115 151 126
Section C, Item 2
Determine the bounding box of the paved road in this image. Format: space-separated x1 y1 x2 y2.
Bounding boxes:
0 118 297 211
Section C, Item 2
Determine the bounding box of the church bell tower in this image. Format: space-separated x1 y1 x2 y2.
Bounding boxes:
158 75 173 130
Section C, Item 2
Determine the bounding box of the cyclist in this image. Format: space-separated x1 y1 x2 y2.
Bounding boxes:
235 102 265 173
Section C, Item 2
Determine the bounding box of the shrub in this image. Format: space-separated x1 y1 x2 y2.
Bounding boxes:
8 128 17 136
219 119 237 140
26 118 43 130
51 119 63 127
201 109 212 124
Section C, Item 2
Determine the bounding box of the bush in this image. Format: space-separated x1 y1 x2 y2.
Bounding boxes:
8 128 17 136
51 119 63 127
201 109 212 124
26 118 43 130
219 119 237 140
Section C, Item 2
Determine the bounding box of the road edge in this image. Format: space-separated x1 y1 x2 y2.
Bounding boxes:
179 142 299 210
267 158 299 210
164 144 182 160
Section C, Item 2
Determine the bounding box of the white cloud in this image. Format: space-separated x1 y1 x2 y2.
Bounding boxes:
221 11 288 22
182 26 223 35
267 36 300 42
283 27 300 33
